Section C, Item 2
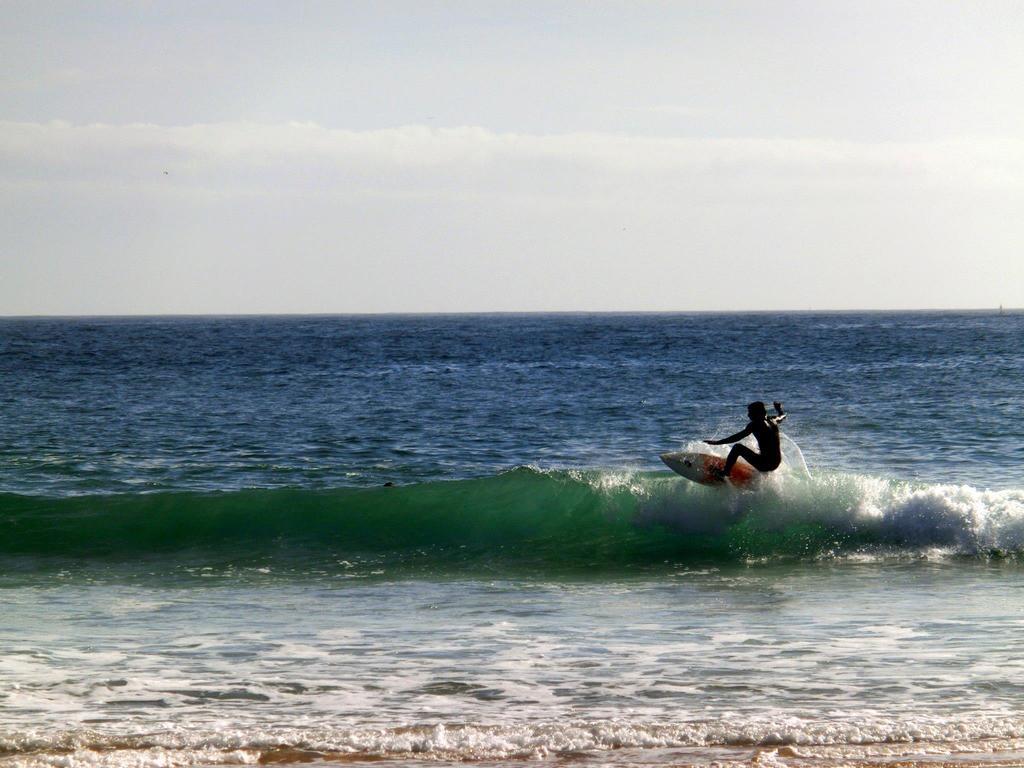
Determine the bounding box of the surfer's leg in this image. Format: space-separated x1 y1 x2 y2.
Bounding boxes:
723 444 761 474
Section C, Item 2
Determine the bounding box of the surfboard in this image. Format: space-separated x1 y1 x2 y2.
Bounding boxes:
659 451 757 488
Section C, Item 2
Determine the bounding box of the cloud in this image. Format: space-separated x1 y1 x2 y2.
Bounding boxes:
2 120 1023 195
2 121 1022 314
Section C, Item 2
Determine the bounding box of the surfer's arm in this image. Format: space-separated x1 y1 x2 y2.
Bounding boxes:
770 401 787 425
705 426 752 445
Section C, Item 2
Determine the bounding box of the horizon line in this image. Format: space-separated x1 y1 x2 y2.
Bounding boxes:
0 307 1017 320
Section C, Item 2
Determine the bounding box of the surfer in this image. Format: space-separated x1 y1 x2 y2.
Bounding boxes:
705 401 786 478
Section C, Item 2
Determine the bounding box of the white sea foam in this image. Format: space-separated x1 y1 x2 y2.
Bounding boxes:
626 458 1024 556
4 718 1024 767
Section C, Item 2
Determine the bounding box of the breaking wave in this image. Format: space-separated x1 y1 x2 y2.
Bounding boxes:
2 466 1023 571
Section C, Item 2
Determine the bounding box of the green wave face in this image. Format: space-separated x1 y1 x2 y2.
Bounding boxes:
2 468 1021 573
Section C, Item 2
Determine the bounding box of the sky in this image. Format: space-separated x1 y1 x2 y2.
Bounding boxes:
2 0 1023 314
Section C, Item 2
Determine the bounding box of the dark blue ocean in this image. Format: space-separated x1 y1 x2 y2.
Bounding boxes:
4 312 1021 495
2 312 1023 767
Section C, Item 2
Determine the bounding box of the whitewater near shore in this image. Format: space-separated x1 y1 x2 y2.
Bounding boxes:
4 555 1024 767
1 312 1023 767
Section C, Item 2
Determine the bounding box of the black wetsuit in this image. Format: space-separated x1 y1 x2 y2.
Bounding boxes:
727 419 781 472
718 416 783 474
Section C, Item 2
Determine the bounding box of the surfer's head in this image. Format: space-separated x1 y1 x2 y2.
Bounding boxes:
747 401 767 419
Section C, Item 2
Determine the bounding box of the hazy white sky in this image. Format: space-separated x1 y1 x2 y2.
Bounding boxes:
2 0 1023 313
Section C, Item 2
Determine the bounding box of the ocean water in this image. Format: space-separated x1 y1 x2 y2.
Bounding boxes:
1 311 1023 767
